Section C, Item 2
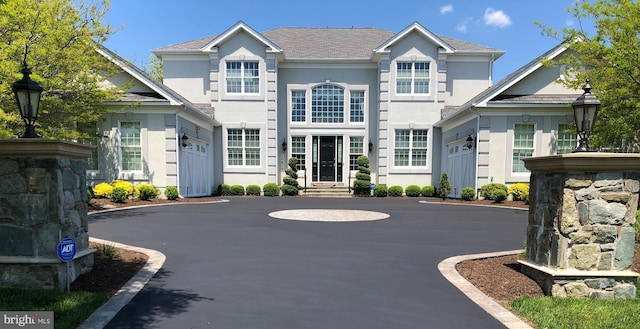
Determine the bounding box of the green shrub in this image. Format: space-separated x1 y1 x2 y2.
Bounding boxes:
421 186 436 197
461 187 476 201
373 184 388 197
635 210 640 241
246 185 261 196
437 172 451 200
218 184 231 196
135 183 159 201
479 183 508 200
405 185 421 197
109 187 127 203
263 183 280 197
491 189 507 202
281 184 298 196
353 155 372 196
93 182 113 198
388 185 403 197
282 157 299 196
87 186 94 202
508 183 530 201
111 180 134 197
230 185 245 196
165 186 179 200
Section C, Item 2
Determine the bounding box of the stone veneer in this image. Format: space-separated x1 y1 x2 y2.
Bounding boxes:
519 153 640 299
0 140 96 290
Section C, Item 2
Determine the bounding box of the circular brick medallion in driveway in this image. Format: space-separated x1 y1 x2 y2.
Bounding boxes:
269 209 389 222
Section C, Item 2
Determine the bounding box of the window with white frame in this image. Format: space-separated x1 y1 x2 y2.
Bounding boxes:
226 61 259 94
513 123 535 173
312 84 344 123
291 136 306 170
396 62 430 94
120 121 142 171
394 129 428 167
291 90 306 122
227 128 260 166
349 137 364 170
557 123 577 154
78 122 99 171
350 91 365 123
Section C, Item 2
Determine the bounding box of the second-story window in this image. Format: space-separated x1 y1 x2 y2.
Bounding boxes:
396 62 430 95
226 61 259 94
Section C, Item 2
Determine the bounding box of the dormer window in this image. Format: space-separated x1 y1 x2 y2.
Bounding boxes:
396 62 430 95
226 61 259 94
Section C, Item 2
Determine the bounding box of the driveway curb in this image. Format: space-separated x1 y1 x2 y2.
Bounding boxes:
438 250 534 329
76 238 166 329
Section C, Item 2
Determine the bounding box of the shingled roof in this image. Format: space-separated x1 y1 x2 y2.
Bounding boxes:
154 24 502 60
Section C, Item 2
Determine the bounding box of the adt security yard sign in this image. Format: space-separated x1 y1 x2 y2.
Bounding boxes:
57 238 76 262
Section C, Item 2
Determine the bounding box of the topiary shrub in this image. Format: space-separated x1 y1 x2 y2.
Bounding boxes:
421 185 436 197
388 185 403 197
461 187 476 201
491 189 507 202
437 172 451 200
405 185 421 197
111 180 134 198
263 183 280 197
353 155 372 196
230 185 245 196
109 187 127 203
373 184 388 197
93 182 113 198
282 157 299 196
479 183 508 200
165 186 179 200
218 184 231 196
508 183 530 201
246 185 261 196
135 183 159 201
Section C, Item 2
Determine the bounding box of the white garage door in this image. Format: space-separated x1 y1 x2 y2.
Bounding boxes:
180 140 210 197
447 141 475 198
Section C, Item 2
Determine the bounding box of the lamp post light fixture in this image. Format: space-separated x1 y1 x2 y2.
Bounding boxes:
281 138 287 152
12 63 43 138
571 79 601 152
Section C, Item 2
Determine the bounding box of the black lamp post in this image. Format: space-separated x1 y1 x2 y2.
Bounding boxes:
571 79 601 152
12 63 43 138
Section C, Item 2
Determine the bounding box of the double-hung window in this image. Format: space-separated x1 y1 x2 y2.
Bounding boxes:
227 128 261 166
394 129 428 167
291 91 306 122
120 121 142 171
349 137 364 170
291 136 306 170
350 91 365 123
396 62 430 94
513 123 535 173
556 123 577 154
226 61 259 94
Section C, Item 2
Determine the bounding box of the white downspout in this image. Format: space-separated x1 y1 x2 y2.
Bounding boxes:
175 114 182 198
474 114 480 194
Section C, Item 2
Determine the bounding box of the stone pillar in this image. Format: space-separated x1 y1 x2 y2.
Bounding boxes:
519 153 639 299
0 140 96 290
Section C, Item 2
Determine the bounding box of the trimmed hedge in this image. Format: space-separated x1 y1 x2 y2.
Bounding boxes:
479 183 508 200
421 186 435 197
230 185 245 196
282 157 299 196
135 183 159 201
373 184 388 197
263 183 280 197
109 187 127 203
405 185 421 197
246 185 261 196
388 185 403 197
492 189 507 202
218 184 231 196
461 187 476 201
164 186 179 200
353 155 371 196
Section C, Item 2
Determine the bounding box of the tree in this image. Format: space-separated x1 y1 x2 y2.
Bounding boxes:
353 155 371 196
537 0 640 149
144 54 163 83
0 0 122 139
437 172 451 200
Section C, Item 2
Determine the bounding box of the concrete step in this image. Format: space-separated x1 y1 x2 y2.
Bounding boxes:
301 185 352 198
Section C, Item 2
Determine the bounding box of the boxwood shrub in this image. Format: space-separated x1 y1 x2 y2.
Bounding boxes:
246 185 261 196
461 187 476 201
164 186 179 200
373 184 388 197
263 183 280 197
479 183 508 200
388 185 403 197
218 184 231 196
109 187 127 203
230 185 245 196
421 185 436 197
135 183 159 201
405 185 421 197
491 189 507 202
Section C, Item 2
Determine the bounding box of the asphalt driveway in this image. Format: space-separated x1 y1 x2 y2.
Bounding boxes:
88 197 528 329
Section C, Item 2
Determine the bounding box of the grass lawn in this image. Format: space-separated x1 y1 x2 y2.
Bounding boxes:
0 288 108 329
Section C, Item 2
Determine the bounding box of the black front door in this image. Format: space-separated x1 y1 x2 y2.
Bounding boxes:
319 136 335 181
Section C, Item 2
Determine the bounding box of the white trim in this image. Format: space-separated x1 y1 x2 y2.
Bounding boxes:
375 22 455 54
388 124 432 174
118 120 144 175
200 21 282 53
222 124 267 174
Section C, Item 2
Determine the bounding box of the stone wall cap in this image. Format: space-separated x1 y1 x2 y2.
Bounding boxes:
519 260 640 278
523 153 640 172
0 139 95 159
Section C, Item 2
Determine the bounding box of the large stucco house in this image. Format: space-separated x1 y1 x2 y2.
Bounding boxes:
91 21 580 197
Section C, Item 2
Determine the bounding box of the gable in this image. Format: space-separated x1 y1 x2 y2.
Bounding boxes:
201 21 281 54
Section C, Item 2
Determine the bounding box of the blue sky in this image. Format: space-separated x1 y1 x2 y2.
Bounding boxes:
103 0 587 82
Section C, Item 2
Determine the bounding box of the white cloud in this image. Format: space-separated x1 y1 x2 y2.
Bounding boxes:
456 23 468 33
565 19 575 27
440 4 453 15
483 7 512 28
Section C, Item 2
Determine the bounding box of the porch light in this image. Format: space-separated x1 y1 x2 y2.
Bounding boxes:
368 141 373 152
571 79 601 152
12 62 43 138
282 138 287 151
463 135 474 150
181 133 190 147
